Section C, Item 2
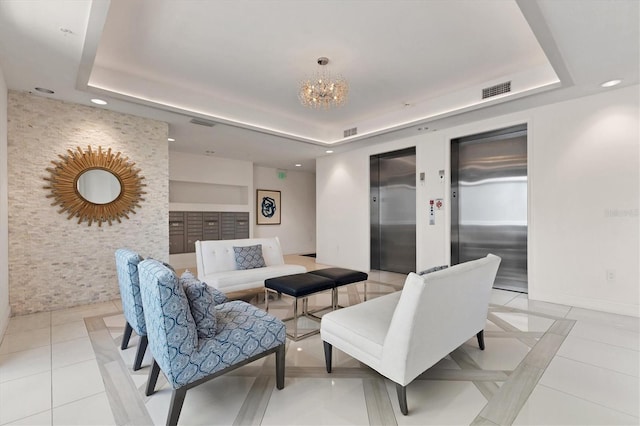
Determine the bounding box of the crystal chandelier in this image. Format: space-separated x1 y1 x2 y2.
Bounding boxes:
299 57 348 109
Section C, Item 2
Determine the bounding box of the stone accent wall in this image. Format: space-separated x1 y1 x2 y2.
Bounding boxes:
7 91 169 315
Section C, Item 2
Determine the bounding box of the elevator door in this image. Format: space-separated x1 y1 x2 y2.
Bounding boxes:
370 147 416 274
451 125 528 292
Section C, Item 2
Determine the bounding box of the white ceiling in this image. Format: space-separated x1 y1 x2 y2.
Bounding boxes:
0 0 637 171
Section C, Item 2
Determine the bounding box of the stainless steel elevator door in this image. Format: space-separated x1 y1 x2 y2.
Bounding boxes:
371 148 416 274
451 126 528 292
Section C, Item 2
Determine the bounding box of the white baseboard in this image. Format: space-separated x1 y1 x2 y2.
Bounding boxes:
530 291 639 318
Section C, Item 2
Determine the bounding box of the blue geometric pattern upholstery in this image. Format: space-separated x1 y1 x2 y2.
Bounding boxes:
181 270 228 305
138 259 198 385
115 248 145 335
188 300 285 383
182 277 219 339
115 248 150 371
233 244 266 270
138 259 287 426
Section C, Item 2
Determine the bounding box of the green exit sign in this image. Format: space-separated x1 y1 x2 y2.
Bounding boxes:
277 171 287 179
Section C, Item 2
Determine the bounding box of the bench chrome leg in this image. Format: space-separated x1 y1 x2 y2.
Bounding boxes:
265 288 269 311
293 298 298 340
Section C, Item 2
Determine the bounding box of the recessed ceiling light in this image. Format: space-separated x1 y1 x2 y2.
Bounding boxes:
34 87 54 94
326 150 333 154
167 138 175 142
295 164 302 167
90 98 107 105
600 79 622 88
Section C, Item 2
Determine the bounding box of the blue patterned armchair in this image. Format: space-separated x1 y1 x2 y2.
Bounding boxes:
114 248 148 371
138 259 286 426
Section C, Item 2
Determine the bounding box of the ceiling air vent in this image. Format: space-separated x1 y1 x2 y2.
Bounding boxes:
482 81 511 99
189 118 216 127
344 127 357 138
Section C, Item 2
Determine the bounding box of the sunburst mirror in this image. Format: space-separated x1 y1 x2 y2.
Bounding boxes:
43 145 146 226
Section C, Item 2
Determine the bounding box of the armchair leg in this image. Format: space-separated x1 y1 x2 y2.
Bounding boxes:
121 322 133 350
275 343 285 390
323 341 333 373
146 360 161 396
167 388 187 426
477 330 485 350
396 383 408 415
133 335 148 371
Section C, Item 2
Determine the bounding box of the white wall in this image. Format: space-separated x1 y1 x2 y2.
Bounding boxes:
169 151 253 212
253 166 316 255
529 88 639 315
0 66 9 339
168 151 254 268
317 85 639 316
168 154 316 264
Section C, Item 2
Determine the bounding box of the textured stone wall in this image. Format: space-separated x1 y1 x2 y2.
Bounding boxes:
7 91 168 315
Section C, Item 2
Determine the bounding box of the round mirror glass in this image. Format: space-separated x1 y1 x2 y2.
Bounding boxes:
76 169 122 204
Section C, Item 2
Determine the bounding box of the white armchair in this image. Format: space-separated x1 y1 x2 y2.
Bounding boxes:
320 254 501 415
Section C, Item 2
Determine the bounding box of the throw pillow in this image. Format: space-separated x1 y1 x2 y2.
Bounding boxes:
181 270 228 305
181 275 218 339
418 265 449 275
233 244 266 270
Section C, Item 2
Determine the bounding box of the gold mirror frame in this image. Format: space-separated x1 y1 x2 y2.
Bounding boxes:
43 145 146 226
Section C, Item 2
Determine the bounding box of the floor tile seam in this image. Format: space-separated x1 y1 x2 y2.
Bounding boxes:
363 377 397 426
0 361 54 385
471 414 499 425
474 362 545 426
3 323 51 336
568 320 640 334
0 408 52 426
553 353 640 379
483 331 545 338
85 315 155 424
0 339 52 355
51 334 92 347
52 390 106 411
413 370 511 382
535 383 640 419
477 319 572 424
0 342 52 359
486 312 521 333
563 332 640 352
450 347 484 371
502 300 572 318
51 390 107 411
489 305 569 321
231 375 273 426
50 355 99 374
565 310 640 330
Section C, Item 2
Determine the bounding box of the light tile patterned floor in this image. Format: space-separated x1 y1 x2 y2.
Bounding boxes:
0 255 638 425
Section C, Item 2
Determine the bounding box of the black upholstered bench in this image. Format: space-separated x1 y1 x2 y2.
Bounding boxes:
309 267 369 306
264 273 335 341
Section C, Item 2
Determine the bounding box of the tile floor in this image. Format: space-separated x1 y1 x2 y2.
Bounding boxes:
0 256 638 425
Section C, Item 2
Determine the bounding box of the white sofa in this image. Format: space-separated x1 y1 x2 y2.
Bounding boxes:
195 237 306 293
321 254 501 415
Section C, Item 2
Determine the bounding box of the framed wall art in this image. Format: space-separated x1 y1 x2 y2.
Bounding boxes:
257 189 281 225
